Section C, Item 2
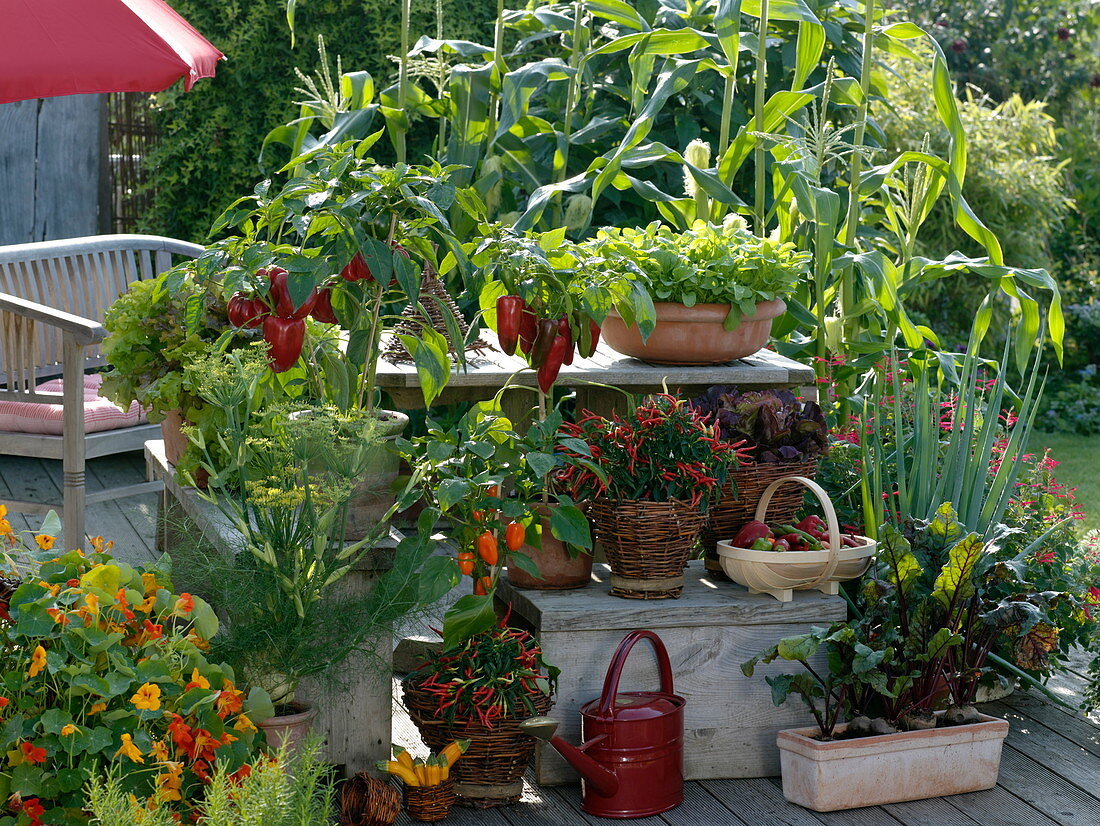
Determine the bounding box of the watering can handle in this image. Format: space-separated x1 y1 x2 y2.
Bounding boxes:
597 629 675 717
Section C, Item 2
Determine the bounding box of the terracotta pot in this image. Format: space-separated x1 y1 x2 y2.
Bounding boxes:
257 702 317 753
506 505 593 590
160 410 208 489
341 411 410 542
776 712 1009 811
601 299 786 365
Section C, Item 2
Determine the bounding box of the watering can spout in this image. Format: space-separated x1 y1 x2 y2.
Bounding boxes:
519 717 620 798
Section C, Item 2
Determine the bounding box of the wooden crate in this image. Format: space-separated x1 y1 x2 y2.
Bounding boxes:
496 561 846 783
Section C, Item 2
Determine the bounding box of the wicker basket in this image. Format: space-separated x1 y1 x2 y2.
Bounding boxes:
402 682 551 808
588 498 707 599
403 778 456 822
702 458 818 575
338 773 400 826
716 475 876 602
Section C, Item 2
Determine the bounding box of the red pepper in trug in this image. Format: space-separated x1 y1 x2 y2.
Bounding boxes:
731 520 772 547
528 318 559 368
263 316 306 372
496 295 524 356
537 334 569 393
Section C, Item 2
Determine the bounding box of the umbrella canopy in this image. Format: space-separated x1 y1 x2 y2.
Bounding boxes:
0 0 223 104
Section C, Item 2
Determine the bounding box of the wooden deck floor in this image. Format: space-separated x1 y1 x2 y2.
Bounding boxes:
3 452 1099 826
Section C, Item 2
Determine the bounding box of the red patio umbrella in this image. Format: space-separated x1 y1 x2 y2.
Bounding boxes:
0 0 223 104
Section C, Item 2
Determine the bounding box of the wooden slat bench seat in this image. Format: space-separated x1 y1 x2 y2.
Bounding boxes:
0 234 203 546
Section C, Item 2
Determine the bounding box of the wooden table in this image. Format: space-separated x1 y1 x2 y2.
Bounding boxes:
145 440 395 776
497 562 846 785
377 335 816 426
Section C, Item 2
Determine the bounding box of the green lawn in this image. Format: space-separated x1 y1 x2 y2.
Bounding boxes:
1033 431 1100 533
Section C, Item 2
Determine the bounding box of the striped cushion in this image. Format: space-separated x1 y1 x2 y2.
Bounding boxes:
0 374 147 435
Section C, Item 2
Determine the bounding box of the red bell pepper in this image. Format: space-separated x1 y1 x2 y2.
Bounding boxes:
310 288 338 324
778 533 806 551
731 520 772 547
518 305 538 355
263 316 306 373
537 334 569 393
496 295 524 356
341 252 372 282
227 293 254 328
266 267 317 319
528 318 559 368
557 315 575 366
244 298 267 328
771 538 792 552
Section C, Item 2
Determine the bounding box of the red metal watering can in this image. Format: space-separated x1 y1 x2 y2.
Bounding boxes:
520 629 684 818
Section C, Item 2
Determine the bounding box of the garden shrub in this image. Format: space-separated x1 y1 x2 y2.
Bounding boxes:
141 0 500 243
0 536 269 825
893 0 1100 111
1039 364 1100 435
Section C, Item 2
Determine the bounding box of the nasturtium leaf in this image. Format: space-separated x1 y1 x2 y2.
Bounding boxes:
244 687 275 724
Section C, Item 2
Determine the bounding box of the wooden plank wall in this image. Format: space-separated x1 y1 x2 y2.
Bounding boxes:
0 95 108 246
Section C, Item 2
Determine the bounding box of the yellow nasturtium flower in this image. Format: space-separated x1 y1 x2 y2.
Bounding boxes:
185 668 210 691
34 534 54 550
114 733 144 763
28 645 47 678
233 714 257 733
60 724 79 736
131 683 162 712
151 739 170 762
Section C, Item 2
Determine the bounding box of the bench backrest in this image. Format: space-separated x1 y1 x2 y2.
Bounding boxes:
0 235 204 378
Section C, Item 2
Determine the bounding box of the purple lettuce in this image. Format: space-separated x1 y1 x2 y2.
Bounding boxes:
690 387 828 464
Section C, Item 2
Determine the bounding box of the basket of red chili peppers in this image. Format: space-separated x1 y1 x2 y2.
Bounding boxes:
715 476 875 602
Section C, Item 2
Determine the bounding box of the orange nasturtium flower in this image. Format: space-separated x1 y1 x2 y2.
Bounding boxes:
20 741 47 764
88 702 107 715
84 593 100 615
151 739 170 762
34 534 54 551
114 733 144 763
174 593 195 615
0 504 12 537
131 682 162 711
185 668 210 692
60 724 79 736
233 714 257 733
28 645 47 678
156 761 184 801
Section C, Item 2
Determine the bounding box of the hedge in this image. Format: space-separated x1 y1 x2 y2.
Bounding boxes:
141 0 500 243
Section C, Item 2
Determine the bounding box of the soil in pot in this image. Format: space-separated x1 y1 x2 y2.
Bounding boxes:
506 505 593 590
257 702 317 753
602 299 786 365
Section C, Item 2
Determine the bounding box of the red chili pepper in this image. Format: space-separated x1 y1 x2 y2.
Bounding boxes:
266 267 317 319
518 305 538 355
529 318 559 368
477 531 499 566
505 521 526 552
473 576 492 596
496 295 524 356
537 334 568 393
577 316 602 358
557 315 575 366
311 287 338 324
262 316 306 372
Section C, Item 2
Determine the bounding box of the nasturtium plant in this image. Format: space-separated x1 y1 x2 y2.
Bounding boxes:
0 538 271 826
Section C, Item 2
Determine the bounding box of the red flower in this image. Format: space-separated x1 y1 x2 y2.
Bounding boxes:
21 741 47 764
22 798 45 826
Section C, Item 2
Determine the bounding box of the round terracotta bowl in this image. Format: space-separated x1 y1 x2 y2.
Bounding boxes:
602 299 786 365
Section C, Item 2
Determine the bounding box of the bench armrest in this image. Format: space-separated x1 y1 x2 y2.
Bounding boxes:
0 291 106 345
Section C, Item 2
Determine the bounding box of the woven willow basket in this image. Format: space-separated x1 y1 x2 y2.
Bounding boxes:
402 682 551 808
403 778 456 822
588 498 708 599
702 458 818 574
338 773 400 826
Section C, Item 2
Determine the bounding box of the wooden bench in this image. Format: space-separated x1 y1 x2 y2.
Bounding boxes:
0 234 203 546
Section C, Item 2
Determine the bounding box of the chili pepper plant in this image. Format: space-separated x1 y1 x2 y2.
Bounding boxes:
403 618 558 729
400 403 590 647
554 394 750 510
